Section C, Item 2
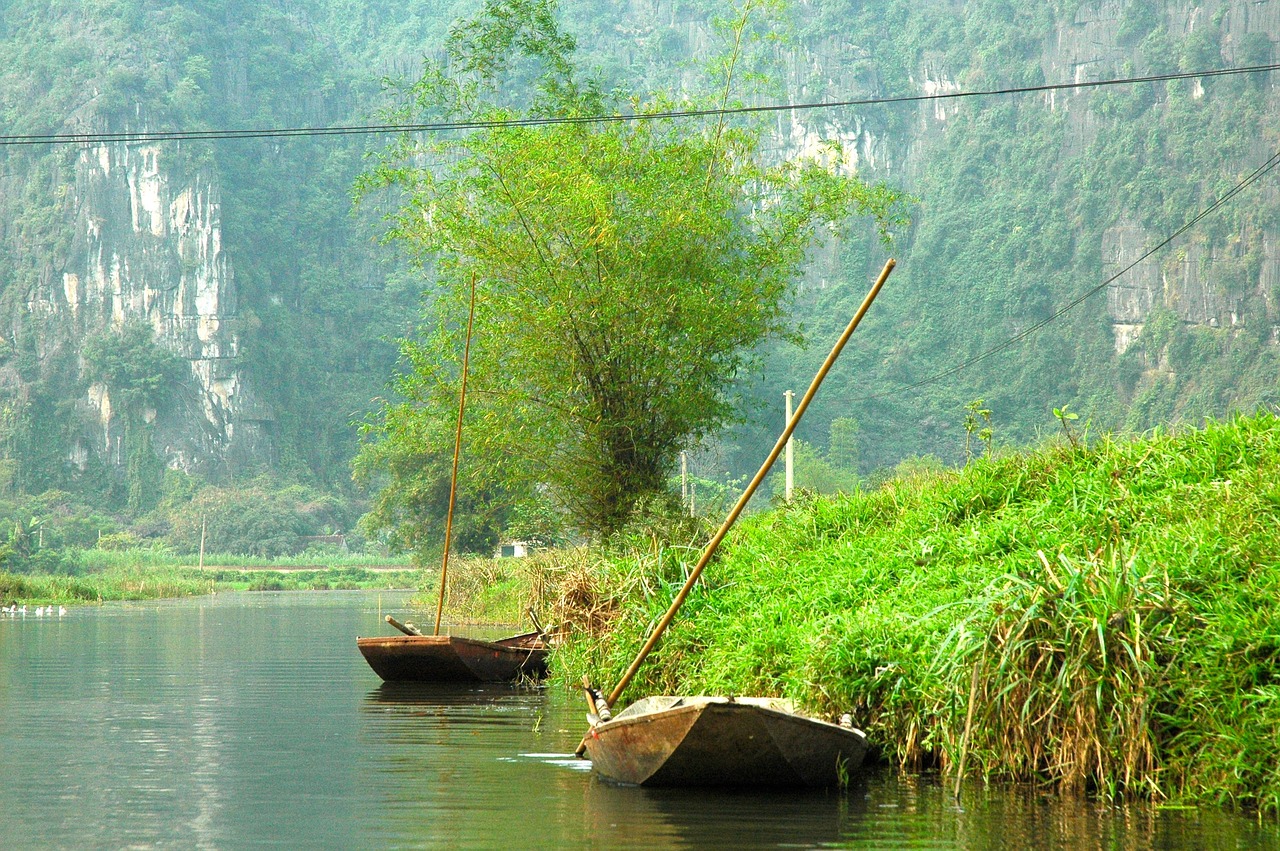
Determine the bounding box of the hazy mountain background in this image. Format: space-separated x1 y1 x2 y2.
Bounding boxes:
0 0 1275 550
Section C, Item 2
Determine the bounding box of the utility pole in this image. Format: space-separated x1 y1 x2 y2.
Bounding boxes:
784 390 795 502
680 451 689 514
198 516 206 571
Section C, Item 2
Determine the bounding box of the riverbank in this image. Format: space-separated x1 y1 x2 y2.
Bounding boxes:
547 412 1280 815
0 563 421 605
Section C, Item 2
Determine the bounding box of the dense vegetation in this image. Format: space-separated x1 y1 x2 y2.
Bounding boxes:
550 411 1280 814
0 563 418 605
0 477 394 575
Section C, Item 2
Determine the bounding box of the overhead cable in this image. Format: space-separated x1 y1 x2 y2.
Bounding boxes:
1 61 1278 147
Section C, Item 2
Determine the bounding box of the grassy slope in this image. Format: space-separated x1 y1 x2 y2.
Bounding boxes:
552 412 1280 813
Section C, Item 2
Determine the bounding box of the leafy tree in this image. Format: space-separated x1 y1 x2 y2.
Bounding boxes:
963 399 993 464
504 497 566 549
828 416 861 473
81 321 186 411
770 438 859 499
358 0 906 538
81 321 186 511
165 480 350 558
353 386 513 558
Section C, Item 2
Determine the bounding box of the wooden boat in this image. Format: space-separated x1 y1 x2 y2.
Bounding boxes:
583 696 867 787
356 629 548 683
578 260 896 788
356 276 552 685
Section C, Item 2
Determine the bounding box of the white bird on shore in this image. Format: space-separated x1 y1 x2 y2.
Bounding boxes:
34 606 44 617
19 605 26 615
58 606 66 616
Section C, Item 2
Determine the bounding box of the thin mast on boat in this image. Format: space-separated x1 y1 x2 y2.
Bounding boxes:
435 272 478 636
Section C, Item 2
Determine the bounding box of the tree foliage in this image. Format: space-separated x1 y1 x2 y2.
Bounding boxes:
81 321 186 413
357 0 907 538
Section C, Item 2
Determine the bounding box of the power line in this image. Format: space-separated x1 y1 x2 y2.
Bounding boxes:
2 62 1278 147
852 149 1280 403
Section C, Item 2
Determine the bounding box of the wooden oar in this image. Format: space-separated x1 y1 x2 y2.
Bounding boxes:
434 272 479 636
386 614 423 636
575 258 895 757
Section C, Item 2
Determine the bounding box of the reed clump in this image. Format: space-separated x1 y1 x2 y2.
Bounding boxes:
549 411 1280 815
414 548 600 626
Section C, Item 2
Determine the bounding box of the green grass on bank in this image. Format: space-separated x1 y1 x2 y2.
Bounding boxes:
550 412 1280 815
0 564 422 605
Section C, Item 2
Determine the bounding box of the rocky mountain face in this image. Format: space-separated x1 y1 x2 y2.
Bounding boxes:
0 133 275 484
1058 1 1280 353
778 0 1278 351
756 0 1278 466
62 140 272 477
0 0 400 497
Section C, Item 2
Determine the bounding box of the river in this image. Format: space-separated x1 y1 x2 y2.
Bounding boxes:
1 591 1275 849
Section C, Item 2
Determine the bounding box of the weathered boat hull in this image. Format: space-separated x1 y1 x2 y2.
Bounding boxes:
356 632 548 683
584 697 867 788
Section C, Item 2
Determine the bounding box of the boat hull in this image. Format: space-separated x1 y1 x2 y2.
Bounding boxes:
584 697 867 788
356 633 548 683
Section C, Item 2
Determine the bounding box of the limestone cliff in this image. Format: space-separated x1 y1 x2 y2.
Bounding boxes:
29 139 273 481
1047 1 1279 354
602 0 1276 352
768 0 1279 401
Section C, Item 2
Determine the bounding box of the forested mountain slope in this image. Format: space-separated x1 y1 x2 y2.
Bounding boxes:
0 0 1275 515
742 0 1280 477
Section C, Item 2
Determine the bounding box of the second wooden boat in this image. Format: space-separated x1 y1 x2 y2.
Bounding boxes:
356 274 551 685
583 696 867 787
356 630 548 683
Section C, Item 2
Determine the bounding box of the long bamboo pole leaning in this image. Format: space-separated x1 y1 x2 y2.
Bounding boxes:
434 272 479 636
603 257 896 708
573 258 896 758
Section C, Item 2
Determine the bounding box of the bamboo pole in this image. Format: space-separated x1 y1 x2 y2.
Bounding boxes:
603 258 896 709
434 272 479 636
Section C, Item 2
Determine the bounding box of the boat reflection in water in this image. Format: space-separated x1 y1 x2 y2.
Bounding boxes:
359 683 862 850
578 774 861 849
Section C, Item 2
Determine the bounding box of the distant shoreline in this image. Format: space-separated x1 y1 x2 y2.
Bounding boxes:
177 564 413 573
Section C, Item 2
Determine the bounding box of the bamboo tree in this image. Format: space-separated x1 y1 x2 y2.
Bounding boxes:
357 0 907 539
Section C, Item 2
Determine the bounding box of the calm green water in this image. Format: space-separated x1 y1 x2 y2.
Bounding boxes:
1 591 1276 849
